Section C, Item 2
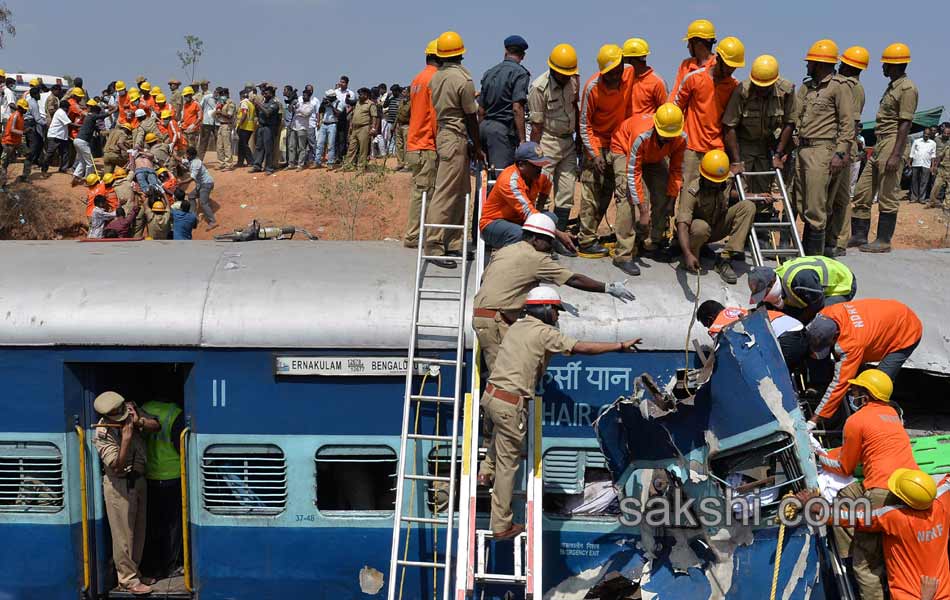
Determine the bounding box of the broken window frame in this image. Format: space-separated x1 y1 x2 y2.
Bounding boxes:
314 445 397 516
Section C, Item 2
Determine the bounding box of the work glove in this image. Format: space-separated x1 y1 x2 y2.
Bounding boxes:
606 280 636 303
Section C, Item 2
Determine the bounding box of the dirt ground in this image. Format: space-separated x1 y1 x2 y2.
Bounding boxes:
1 153 949 249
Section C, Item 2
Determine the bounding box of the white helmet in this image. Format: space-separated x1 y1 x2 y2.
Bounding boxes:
134 108 147 118
523 212 556 238
524 286 562 307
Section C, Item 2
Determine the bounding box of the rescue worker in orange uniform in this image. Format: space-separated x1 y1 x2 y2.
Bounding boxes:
621 38 667 118
806 299 923 425
810 369 922 600
116 81 132 126
0 97 27 189
66 88 86 140
577 44 631 258
670 19 717 101
180 86 202 149
84 173 107 217
673 36 744 201
609 103 686 275
696 301 807 371
402 39 440 249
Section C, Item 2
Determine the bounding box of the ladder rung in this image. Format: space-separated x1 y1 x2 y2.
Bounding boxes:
416 323 460 330
740 171 777 176
423 223 465 230
418 288 462 295
412 357 459 365
404 473 452 483
407 433 455 442
410 394 456 404
397 559 446 569
474 574 527 584
422 254 463 262
752 222 795 229
401 515 449 525
760 248 803 257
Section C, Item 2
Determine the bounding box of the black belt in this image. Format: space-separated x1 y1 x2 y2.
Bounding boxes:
798 138 834 148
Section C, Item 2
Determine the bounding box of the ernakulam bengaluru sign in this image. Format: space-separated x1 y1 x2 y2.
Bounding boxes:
275 356 409 377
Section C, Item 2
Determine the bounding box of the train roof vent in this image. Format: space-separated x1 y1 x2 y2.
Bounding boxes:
0 441 64 513
201 444 287 516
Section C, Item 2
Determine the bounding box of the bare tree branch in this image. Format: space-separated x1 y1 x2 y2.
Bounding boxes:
0 3 16 49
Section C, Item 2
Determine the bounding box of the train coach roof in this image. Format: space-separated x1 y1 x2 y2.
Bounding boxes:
0 241 947 373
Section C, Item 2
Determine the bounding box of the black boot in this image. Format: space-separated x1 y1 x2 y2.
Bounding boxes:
860 212 897 253
553 207 571 232
803 228 825 256
847 217 870 248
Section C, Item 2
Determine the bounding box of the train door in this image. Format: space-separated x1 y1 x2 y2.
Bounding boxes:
67 362 194 599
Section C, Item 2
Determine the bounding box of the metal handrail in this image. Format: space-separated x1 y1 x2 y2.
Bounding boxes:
180 427 193 593
74 425 90 593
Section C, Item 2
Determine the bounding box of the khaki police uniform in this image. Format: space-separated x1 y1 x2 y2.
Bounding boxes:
103 128 132 174
479 315 577 534
93 408 149 588
133 115 163 149
404 148 438 247
216 99 236 168
427 63 479 257
831 76 866 250
394 99 410 169
527 71 579 220
932 138 950 207
342 100 379 170
472 241 575 371
792 73 854 235
169 89 183 117
722 78 797 193
676 183 756 256
852 74 918 219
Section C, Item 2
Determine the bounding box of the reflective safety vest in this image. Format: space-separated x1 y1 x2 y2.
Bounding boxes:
775 256 854 309
141 400 182 481
708 307 803 337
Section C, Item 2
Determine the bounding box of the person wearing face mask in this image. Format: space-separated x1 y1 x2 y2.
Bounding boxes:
746 256 857 324
675 149 755 284
214 88 236 170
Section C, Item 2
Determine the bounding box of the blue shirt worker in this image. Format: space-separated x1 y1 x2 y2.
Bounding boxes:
479 35 531 173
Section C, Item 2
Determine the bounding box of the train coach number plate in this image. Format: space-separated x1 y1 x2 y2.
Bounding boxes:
275 356 409 377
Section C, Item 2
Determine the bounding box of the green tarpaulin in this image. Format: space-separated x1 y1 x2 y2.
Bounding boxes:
862 106 944 146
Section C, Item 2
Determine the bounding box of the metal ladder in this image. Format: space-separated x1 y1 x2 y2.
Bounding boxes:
387 189 472 600
736 170 804 266
454 171 544 599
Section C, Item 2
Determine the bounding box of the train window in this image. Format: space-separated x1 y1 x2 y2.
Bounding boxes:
425 445 491 515
542 448 620 519
0 441 64 512
315 446 396 513
201 444 287 516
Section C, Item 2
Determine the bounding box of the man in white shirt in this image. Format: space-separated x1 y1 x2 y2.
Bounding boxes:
43 105 72 173
0 76 16 130
288 85 316 169
909 127 937 202
197 80 217 161
333 76 357 160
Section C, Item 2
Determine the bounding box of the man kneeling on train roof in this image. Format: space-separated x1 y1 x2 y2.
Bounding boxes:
472 212 635 372
807 369 933 600
695 300 807 371
479 286 641 540
747 255 857 324
479 142 578 256
805 298 922 427
93 391 161 596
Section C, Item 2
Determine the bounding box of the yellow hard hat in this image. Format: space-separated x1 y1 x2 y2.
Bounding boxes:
156 167 168 176
881 42 911 64
597 44 623 74
840 46 870 70
71 87 85 98
0 69 5 77
436 31 465 58
805 39 840 64
155 93 166 103
85 99 99 108
425 39 438 56
750 54 780 87
29 78 40 87
547 43 578 76
115 80 127 92
847 368 893 402
114 167 128 178
144 132 158 144
888 468 937 510
140 81 151 91
683 19 716 41
182 86 195 96
161 109 174 119
653 103 684 138
85 173 101 186
716 36 746 68
700 150 730 183
622 38 650 58
128 90 141 102
151 200 167 212
151 86 162 95
15 98 29 110
102 173 115 185
119 122 133 131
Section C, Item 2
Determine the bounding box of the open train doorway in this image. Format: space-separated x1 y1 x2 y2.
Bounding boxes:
67 362 193 599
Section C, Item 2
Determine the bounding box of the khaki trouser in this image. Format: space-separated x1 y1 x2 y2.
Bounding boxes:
794 143 845 231
934 171 950 208
103 474 147 588
611 153 659 262
834 161 863 249
578 149 615 246
827 158 855 248
102 153 125 174
426 130 470 256
479 392 526 534
472 314 511 373
395 125 408 168
738 147 773 194
687 200 756 256
216 125 233 167
343 124 371 170
853 134 901 219
538 133 577 212
832 483 890 600
403 149 438 247
678 148 704 203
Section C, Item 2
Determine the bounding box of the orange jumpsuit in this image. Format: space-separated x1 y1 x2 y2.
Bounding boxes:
626 67 667 118
669 55 715 103
85 182 108 217
579 68 633 160
180 101 202 136
672 57 737 153
117 94 132 126
67 98 85 140
479 164 551 231
610 114 686 204
815 299 923 419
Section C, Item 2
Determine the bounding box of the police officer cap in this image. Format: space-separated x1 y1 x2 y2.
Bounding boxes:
94 391 130 421
504 35 529 51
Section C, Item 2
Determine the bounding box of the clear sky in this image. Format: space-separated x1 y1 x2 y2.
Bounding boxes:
3 0 947 121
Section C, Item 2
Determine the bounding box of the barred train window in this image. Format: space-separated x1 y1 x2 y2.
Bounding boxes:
202 444 287 516
315 446 397 512
0 441 64 512
542 448 620 518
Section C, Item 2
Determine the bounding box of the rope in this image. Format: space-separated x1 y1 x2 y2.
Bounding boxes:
770 494 798 600
684 268 701 372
